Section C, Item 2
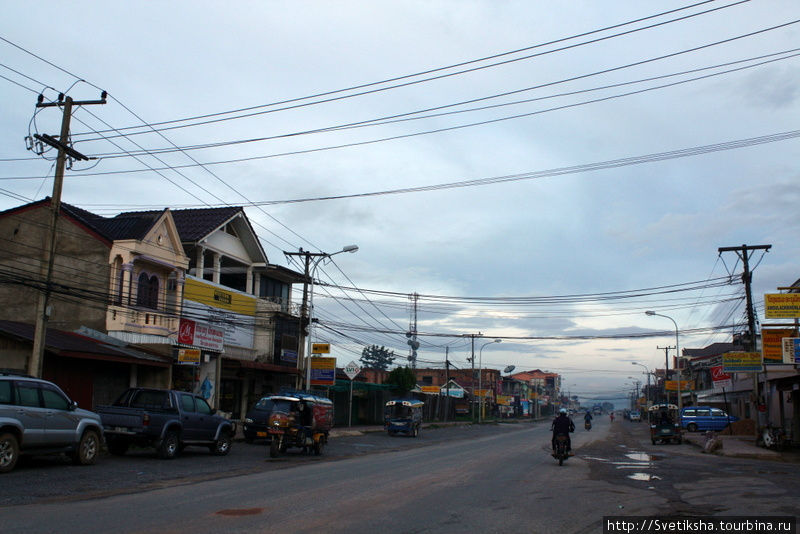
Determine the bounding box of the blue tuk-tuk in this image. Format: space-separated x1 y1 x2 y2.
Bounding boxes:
649 404 682 445
384 398 424 437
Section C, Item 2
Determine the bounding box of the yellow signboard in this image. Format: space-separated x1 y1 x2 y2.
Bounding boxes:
419 386 440 394
762 328 795 364
177 348 201 363
497 395 514 406
309 356 336 386
312 343 331 354
723 351 763 373
764 293 800 319
665 380 693 391
474 389 492 398
183 277 256 316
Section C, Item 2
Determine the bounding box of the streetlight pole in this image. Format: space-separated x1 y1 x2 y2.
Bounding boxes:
478 338 501 423
646 311 682 414
632 362 651 409
286 245 358 392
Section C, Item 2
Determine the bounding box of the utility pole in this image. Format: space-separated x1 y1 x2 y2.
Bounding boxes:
444 346 450 423
407 292 419 370
28 93 105 377
466 332 481 421
658 345 674 406
718 244 771 438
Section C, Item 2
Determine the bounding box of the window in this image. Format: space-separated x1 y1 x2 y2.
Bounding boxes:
683 409 696 416
195 398 213 415
136 272 160 310
16 383 40 407
41 386 70 410
711 409 726 417
696 409 711 417
422 376 433 386
180 394 195 413
0 381 11 404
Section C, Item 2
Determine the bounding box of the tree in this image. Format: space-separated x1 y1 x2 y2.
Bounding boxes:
385 366 417 393
360 345 396 371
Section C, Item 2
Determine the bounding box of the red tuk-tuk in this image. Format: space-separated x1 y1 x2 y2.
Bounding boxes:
266 393 334 457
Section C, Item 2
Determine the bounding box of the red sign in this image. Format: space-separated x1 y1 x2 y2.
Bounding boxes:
178 318 224 352
710 365 732 391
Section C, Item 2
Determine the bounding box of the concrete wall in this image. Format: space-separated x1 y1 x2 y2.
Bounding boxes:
0 205 110 332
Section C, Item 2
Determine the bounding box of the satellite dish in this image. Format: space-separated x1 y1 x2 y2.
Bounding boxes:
503 365 516 374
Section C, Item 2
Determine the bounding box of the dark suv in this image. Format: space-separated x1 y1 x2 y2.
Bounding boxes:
0 373 104 473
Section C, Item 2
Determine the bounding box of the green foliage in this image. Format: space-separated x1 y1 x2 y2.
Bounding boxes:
385 366 417 393
359 344 396 371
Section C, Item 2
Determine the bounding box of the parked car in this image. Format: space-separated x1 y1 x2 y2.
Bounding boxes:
629 410 641 422
242 396 279 443
680 406 738 432
0 373 104 473
96 388 234 459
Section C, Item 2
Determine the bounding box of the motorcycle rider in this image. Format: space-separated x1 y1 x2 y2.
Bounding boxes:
551 408 575 455
583 411 593 429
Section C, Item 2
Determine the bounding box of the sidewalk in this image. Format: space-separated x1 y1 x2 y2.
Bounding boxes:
681 431 800 462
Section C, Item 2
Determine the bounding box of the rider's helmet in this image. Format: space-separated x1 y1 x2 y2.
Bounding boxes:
559 408 567 414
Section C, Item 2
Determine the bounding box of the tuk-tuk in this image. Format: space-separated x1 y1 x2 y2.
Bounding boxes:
266 393 334 457
384 398 424 437
649 404 682 445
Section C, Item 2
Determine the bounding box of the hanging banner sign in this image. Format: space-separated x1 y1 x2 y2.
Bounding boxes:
665 380 693 391
782 338 800 364
764 293 800 319
310 357 336 386
723 351 763 373
178 318 225 352
761 328 795 364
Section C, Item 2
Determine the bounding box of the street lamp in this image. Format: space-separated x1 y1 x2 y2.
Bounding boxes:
301 245 358 391
631 361 651 409
478 338 501 423
645 310 682 413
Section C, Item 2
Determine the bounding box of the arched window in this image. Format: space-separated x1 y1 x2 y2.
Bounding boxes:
136 272 160 310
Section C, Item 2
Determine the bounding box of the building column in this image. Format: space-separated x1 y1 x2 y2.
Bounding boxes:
212 253 221 285
246 265 254 295
195 247 205 279
121 263 133 306
253 272 261 298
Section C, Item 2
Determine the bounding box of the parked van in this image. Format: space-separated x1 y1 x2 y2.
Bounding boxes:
680 406 737 432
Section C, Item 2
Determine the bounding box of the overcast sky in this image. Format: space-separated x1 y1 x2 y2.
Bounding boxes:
2 1 799 407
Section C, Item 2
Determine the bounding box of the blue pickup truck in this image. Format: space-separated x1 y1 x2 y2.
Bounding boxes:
97 388 234 459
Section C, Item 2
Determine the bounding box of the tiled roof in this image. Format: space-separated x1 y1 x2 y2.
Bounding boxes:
116 206 242 242
92 210 165 240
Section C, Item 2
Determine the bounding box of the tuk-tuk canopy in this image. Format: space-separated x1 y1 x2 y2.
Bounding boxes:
386 398 424 408
648 404 678 412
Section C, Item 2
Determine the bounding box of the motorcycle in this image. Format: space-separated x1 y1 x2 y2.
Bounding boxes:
761 425 787 451
552 433 570 466
584 420 592 431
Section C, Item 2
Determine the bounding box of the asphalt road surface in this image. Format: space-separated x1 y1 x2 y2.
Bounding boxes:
1 418 798 533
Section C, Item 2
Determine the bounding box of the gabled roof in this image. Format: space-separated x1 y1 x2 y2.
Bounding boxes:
116 206 242 242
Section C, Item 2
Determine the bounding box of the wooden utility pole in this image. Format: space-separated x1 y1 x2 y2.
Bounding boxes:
718 244 771 438
28 93 105 377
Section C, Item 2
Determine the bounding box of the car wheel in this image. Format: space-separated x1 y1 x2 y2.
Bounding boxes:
210 431 232 456
158 430 180 459
687 423 698 432
269 437 280 458
0 433 19 473
108 437 130 456
73 429 100 465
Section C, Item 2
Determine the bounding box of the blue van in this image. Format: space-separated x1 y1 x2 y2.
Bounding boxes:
680 406 737 432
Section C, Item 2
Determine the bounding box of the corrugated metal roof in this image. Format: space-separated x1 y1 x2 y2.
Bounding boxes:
0 320 170 366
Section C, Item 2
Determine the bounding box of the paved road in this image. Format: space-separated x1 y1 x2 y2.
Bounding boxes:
1 418 798 533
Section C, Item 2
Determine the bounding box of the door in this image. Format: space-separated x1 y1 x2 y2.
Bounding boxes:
179 393 203 441
41 383 77 447
13 381 47 447
710 408 729 431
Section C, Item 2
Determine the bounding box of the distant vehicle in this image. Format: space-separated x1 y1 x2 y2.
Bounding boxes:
384 398 424 437
629 411 641 422
681 406 738 432
592 405 603 415
97 388 234 459
0 373 103 473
